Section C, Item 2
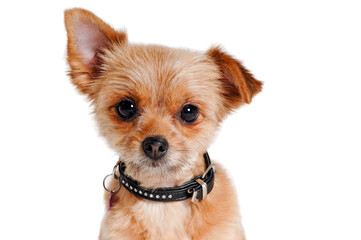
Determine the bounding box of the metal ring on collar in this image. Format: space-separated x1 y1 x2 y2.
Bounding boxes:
103 174 121 193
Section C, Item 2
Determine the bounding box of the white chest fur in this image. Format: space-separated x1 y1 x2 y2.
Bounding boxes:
130 200 191 240
100 200 192 240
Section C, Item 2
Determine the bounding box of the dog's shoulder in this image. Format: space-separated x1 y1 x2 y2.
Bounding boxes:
187 162 245 239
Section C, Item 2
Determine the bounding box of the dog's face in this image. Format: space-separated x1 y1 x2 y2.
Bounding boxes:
93 46 223 180
65 9 262 186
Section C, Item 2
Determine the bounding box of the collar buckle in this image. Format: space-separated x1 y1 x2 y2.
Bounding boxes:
202 163 216 179
191 164 216 203
192 179 208 203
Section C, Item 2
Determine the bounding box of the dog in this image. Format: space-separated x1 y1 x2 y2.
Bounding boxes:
64 8 262 240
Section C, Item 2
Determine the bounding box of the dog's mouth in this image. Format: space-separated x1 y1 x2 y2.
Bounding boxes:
149 158 165 167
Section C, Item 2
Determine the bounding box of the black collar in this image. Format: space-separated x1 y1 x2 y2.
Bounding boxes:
116 152 216 202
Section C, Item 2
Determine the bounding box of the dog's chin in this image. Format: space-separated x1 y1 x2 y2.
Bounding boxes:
120 154 193 188
126 156 183 174
145 157 168 168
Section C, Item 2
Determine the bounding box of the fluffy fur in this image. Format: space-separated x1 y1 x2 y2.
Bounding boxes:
65 8 262 240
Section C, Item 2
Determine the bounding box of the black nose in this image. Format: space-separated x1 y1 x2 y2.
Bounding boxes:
142 137 169 160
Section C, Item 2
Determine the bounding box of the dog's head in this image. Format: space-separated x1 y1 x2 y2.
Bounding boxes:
65 8 262 187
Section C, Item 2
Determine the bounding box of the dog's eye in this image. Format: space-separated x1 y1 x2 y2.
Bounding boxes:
116 99 138 120
180 104 199 123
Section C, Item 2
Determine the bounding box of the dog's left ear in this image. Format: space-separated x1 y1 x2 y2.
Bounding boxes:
207 46 262 113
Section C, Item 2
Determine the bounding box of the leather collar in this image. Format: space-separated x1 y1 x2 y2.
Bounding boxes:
116 152 215 202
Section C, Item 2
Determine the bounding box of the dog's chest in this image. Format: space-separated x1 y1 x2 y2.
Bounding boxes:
130 200 191 240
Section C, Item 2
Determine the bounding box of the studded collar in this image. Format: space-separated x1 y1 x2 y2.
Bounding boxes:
114 153 216 202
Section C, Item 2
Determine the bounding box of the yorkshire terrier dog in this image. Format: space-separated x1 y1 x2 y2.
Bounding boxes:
65 8 262 240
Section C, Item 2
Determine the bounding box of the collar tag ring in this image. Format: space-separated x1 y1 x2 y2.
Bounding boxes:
103 174 121 193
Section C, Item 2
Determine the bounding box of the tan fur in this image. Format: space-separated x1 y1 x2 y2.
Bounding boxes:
64 8 262 240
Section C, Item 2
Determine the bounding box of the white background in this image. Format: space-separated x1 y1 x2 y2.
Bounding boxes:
0 0 360 239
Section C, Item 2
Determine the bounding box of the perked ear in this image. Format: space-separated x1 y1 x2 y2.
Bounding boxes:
207 46 262 112
64 8 127 96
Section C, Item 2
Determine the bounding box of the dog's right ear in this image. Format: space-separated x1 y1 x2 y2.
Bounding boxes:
64 8 127 97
